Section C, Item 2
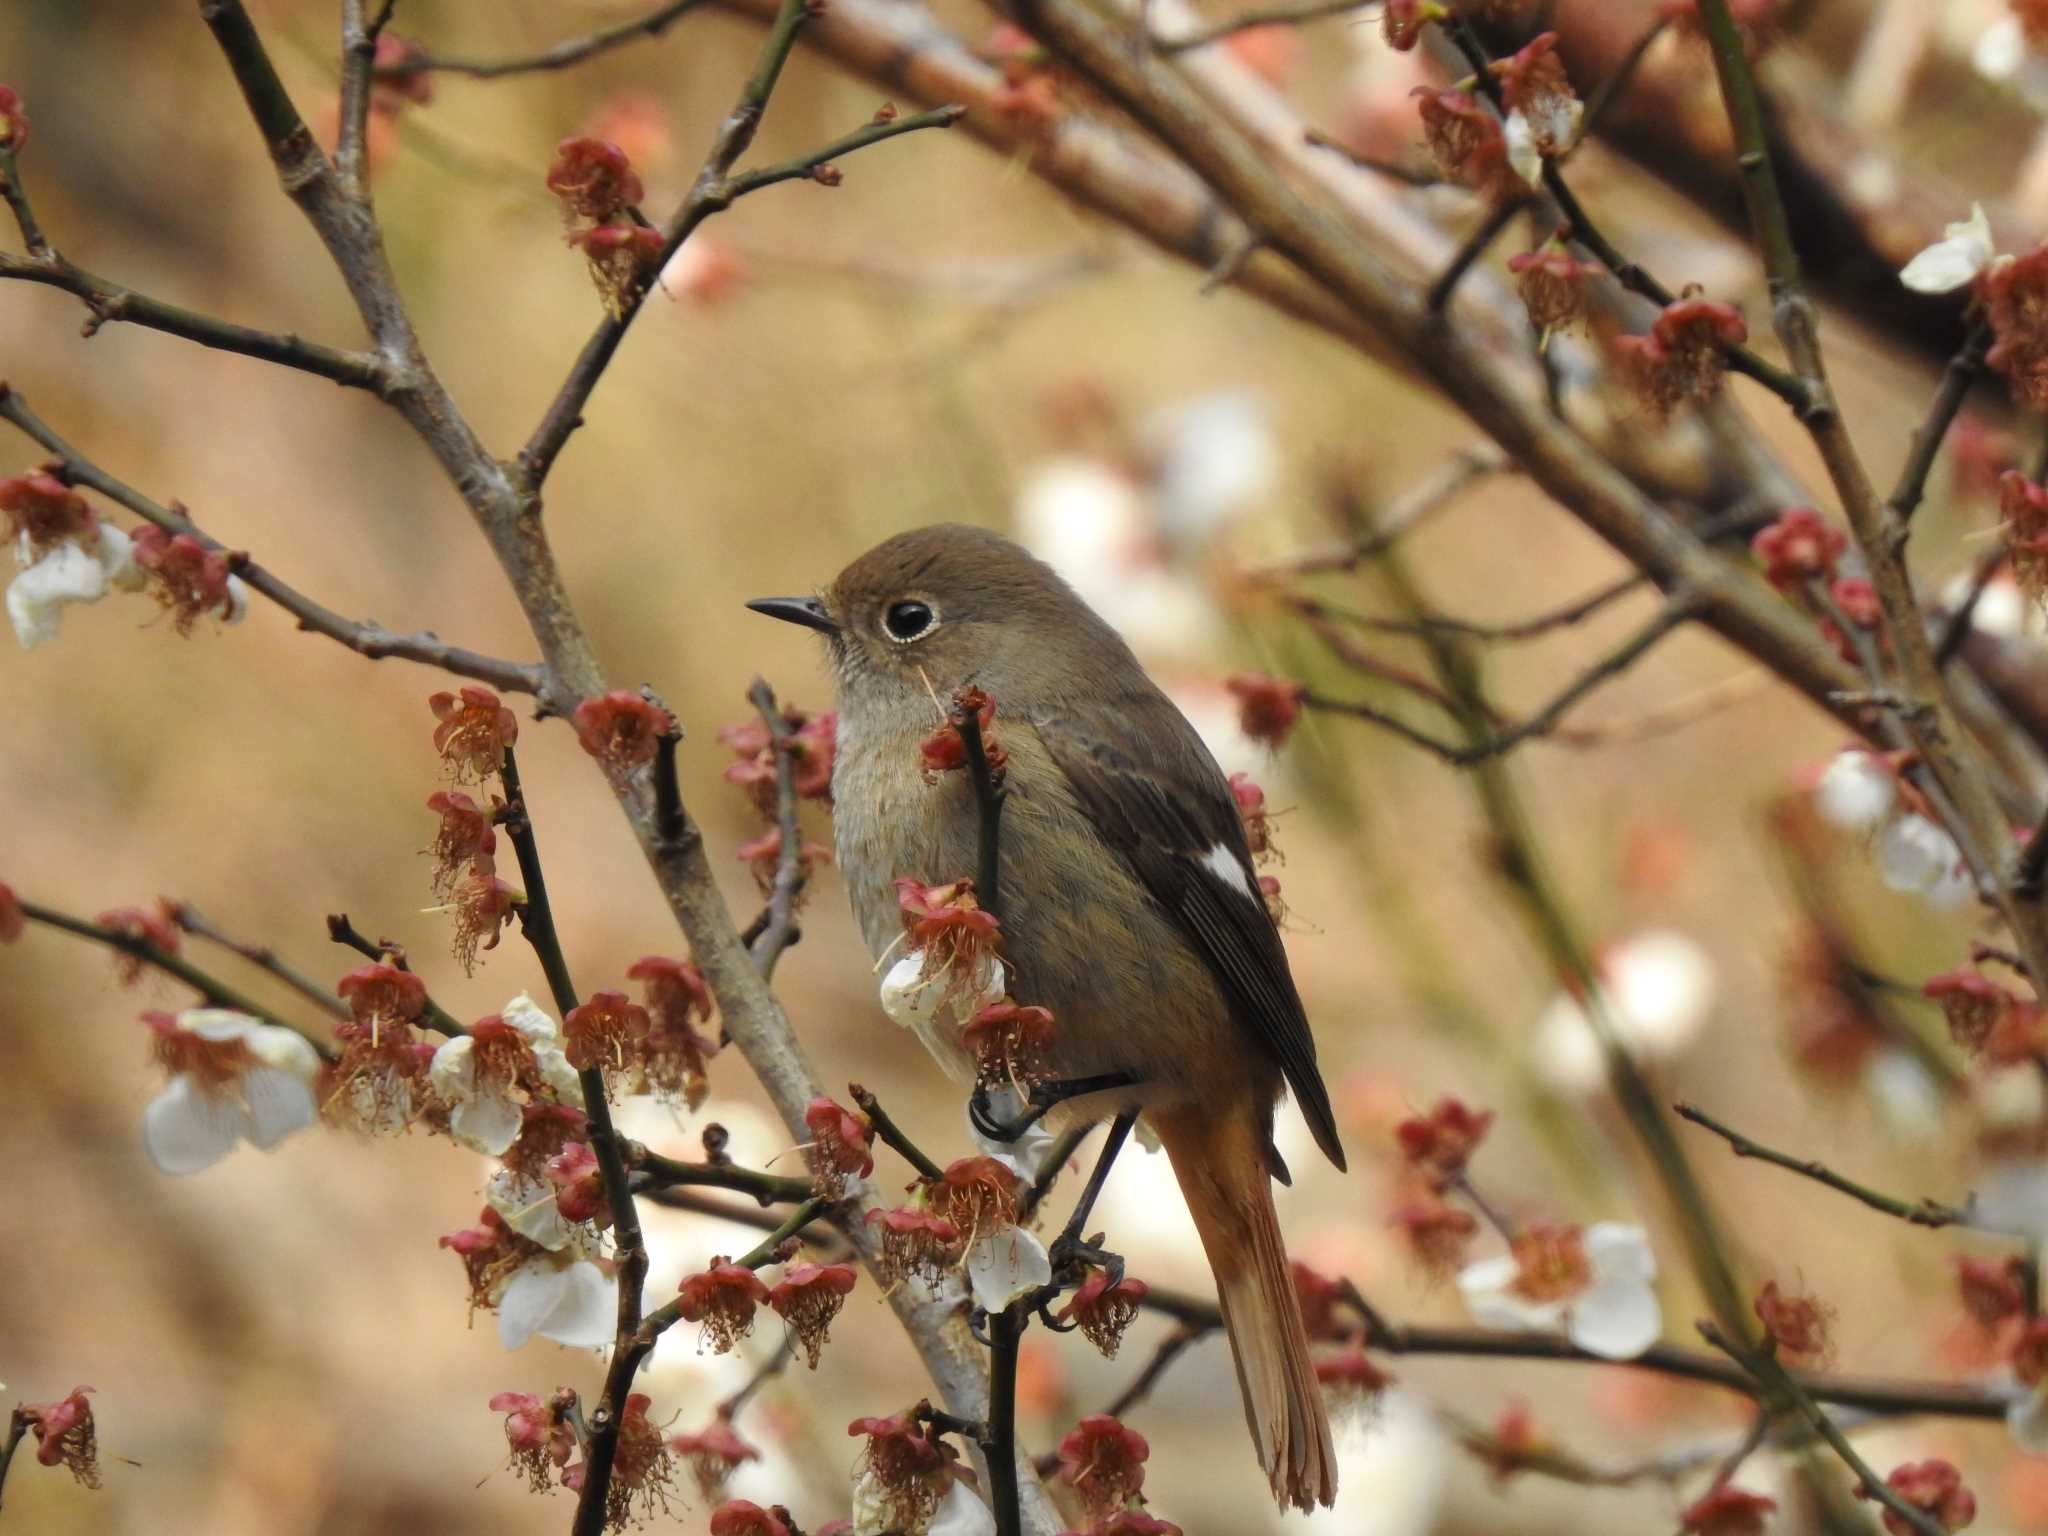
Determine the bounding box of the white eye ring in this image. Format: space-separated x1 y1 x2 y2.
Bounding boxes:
883 598 938 643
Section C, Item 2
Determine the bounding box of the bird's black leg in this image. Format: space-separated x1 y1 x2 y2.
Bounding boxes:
1048 1108 1137 1290
968 1071 1141 1143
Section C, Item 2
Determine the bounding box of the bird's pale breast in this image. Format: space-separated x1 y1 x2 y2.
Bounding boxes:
832 709 1268 1111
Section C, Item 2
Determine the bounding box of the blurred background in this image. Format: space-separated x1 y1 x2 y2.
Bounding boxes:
4 0 2045 1531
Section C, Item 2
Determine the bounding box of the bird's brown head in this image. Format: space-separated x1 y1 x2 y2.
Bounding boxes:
747 523 1125 711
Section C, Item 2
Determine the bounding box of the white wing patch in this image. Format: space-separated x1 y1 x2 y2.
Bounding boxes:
1197 841 1260 902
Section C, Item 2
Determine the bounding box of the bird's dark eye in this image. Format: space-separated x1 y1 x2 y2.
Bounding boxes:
884 599 935 642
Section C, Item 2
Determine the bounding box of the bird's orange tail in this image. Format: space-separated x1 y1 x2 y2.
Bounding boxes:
1150 1104 1338 1511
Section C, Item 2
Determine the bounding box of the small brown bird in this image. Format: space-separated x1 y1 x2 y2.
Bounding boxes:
750 523 1345 1510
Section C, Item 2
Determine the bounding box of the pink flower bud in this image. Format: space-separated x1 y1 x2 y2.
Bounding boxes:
545 137 643 223
572 689 672 778
0 85 28 151
1224 672 1306 748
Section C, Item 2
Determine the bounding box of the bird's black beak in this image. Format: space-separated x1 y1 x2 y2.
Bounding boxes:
746 595 839 635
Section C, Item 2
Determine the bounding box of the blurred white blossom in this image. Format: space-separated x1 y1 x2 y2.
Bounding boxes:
1142 392 1276 542
1876 815 1974 909
1813 749 1897 831
1533 930 1716 1093
1457 1223 1661 1359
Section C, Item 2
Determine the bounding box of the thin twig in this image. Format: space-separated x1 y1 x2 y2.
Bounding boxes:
953 701 1006 919
745 680 810 978
1887 323 1992 538
847 1084 946 1181
497 745 651 1536
19 899 331 1055
377 0 712 79
1159 0 1369 52
1571 17 1671 146
0 387 548 698
1292 572 1646 643
1427 195 1530 314
322 914 467 1036
1698 1322 1945 1536
0 1411 28 1516
1674 1102 1975 1229
519 0 962 486
1017 1121 1095 1225
1301 594 1696 765
1031 1321 1213 1476
169 902 349 1021
1438 16 1813 411
1135 1280 2008 1419
1934 547 2006 671
0 253 389 389
628 1145 816 1205
717 1333 800 1420
1242 448 1507 579
1301 129 1442 185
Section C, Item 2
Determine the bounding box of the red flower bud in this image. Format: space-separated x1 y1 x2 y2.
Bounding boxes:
546 136 643 222
1750 506 1846 590
0 85 29 151
1680 1485 1777 1536
1225 672 1307 748
19 1386 98 1487
1857 1459 1975 1536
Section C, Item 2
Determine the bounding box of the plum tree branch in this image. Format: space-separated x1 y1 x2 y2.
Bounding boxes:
1694 0 2048 985
0 386 548 697
17 898 331 1056
1674 1103 1977 1230
376 0 713 80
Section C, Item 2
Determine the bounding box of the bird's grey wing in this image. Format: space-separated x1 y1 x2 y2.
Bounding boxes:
1033 707 1347 1173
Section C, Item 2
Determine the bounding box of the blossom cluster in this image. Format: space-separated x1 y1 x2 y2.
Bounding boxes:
718 699 836 893
4 472 247 651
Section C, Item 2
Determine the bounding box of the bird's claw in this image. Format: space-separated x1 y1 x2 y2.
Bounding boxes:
1050 1229 1124 1290
967 1084 1039 1144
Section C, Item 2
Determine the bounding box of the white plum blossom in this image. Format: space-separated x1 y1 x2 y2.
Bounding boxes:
1143 392 1276 542
2011 1390 2048 1453
428 994 583 1155
143 1008 323 1175
926 1479 998 1536
1016 455 1218 659
1976 1155 2048 1241
486 1166 578 1251
1812 749 1897 832
1876 814 1975 909
879 951 1006 1074
1862 1049 1944 1140
8 523 143 650
1457 1222 1662 1360
1504 110 1543 189
1900 203 1997 294
1533 929 1717 1094
1976 15 2029 82
496 1249 617 1351
963 1225 1053 1313
967 1086 1056 1183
